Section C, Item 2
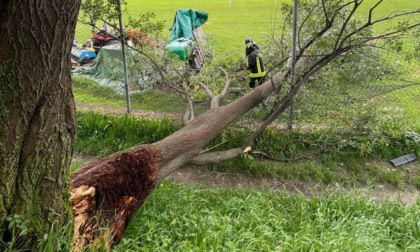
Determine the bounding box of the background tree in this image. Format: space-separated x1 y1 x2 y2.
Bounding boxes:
0 0 81 248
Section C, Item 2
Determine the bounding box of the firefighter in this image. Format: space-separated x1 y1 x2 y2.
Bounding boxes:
243 37 266 88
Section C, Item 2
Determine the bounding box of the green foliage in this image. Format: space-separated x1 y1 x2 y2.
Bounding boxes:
114 181 420 251
0 215 30 250
75 111 180 156
1 216 75 252
127 12 166 46
80 0 127 24
202 104 420 186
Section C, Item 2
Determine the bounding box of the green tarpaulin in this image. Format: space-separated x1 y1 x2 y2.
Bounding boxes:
72 44 153 94
170 9 208 42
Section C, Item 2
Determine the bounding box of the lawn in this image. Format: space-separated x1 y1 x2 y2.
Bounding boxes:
113 181 420 251
74 0 419 123
75 0 419 54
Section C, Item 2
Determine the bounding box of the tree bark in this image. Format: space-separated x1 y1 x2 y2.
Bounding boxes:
69 69 288 250
0 0 80 247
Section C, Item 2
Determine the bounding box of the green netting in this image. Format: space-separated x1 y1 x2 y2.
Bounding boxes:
72 44 153 94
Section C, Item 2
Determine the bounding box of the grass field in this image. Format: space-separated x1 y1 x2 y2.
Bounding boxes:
74 0 419 123
78 0 417 54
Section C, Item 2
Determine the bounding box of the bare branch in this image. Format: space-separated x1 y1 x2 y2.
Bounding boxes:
298 0 318 49
338 9 420 49
321 0 330 26
198 81 214 99
363 22 420 42
298 0 354 54
219 67 232 97
333 0 361 51
208 67 230 108
368 0 384 25
189 148 243 165
183 94 195 124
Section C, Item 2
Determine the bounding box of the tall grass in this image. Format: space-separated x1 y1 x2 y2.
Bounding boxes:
75 111 180 156
115 181 420 251
73 110 420 187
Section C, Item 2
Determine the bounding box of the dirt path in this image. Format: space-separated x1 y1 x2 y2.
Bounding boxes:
74 103 420 206
169 167 420 206
72 154 419 206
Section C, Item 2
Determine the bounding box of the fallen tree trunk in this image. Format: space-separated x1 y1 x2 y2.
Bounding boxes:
70 69 287 250
70 2 420 247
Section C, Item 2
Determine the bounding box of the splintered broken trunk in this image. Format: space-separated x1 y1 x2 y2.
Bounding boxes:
69 73 284 250
71 146 160 251
68 62 296 251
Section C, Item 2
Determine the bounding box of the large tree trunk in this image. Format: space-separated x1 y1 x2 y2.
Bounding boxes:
0 0 80 247
70 70 288 250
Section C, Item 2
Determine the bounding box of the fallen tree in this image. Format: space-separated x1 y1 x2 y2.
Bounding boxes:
1 0 419 250
70 1 420 249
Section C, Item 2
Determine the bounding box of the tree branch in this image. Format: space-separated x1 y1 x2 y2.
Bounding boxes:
183 94 195 124
198 81 214 99
189 148 243 165
338 8 420 50
210 67 231 109
321 0 330 26
368 0 384 25
333 0 361 51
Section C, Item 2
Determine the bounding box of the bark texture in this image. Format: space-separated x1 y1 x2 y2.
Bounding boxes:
69 71 283 249
70 146 160 251
0 0 80 246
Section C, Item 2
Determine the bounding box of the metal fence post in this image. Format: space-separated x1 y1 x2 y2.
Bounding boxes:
117 0 131 114
288 0 298 130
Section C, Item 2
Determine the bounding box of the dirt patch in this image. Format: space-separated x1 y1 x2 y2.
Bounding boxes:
73 154 419 206
169 166 420 206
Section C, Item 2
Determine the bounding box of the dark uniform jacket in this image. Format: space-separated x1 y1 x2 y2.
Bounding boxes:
247 49 265 78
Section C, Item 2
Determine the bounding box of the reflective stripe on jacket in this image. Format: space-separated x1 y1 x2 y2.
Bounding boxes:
247 50 266 78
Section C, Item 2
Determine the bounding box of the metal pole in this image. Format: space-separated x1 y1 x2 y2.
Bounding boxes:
288 0 298 130
117 0 131 114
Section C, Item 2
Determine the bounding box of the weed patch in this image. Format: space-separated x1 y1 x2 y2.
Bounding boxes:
115 181 420 251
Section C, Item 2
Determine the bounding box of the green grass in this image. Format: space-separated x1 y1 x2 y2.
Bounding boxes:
206 156 420 189
379 86 420 128
76 0 419 55
75 111 180 156
77 0 280 55
72 76 186 113
114 181 420 251
357 0 420 33
73 110 420 188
